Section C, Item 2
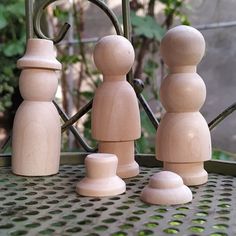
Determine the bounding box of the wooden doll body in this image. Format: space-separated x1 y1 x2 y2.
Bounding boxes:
12 39 61 176
156 26 212 186
92 35 141 178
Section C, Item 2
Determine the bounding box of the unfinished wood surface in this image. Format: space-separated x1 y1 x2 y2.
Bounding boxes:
76 153 126 197
91 35 141 178
156 25 212 186
99 141 139 178
140 171 192 205
12 39 61 176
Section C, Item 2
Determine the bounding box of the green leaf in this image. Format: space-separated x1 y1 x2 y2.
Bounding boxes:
80 91 94 99
144 59 159 79
6 1 25 17
212 150 230 161
3 40 24 57
141 111 156 135
59 55 81 64
131 11 165 41
0 10 7 29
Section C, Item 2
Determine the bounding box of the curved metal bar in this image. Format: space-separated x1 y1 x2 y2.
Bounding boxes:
137 93 159 130
0 134 11 153
122 0 131 40
25 0 34 39
53 101 97 152
33 0 70 44
61 99 93 132
87 0 122 35
208 102 236 130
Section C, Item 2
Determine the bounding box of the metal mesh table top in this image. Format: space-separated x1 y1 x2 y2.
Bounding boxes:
0 165 235 236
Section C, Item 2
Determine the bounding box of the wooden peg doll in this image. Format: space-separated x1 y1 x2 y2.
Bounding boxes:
92 35 141 178
12 39 61 176
156 26 212 186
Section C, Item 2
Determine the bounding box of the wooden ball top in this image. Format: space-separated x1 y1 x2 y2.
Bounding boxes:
93 35 135 78
149 171 183 189
160 25 205 68
140 171 193 205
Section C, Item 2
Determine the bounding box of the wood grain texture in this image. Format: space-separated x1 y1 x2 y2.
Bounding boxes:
91 35 141 178
99 141 139 178
156 25 212 186
76 153 126 197
140 171 192 205
12 39 61 176
92 80 140 140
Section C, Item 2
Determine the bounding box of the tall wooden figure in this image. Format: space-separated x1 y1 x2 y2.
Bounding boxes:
92 35 141 178
12 39 61 176
156 26 212 186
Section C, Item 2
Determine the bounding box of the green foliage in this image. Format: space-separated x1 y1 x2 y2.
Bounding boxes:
136 111 156 154
130 11 165 40
59 55 81 65
0 0 25 112
144 59 159 82
212 149 233 161
53 6 68 22
160 0 190 25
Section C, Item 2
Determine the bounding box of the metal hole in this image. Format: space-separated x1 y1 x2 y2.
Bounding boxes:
66 227 82 233
144 222 159 228
93 225 108 231
189 226 205 233
77 220 92 225
163 227 179 234
126 216 140 222
168 220 182 226
0 223 14 229
51 221 67 227
209 233 228 236
191 218 206 224
149 215 164 220
195 212 208 217
111 232 127 236
25 223 41 228
10 230 28 236
137 229 154 236
110 212 123 216
62 214 77 220
12 217 28 222
102 218 117 223
212 224 229 230
133 210 146 215
38 228 55 235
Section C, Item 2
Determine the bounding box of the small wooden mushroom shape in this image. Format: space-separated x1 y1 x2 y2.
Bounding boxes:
76 153 126 197
156 26 212 186
92 35 141 178
141 171 192 205
12 39 61 176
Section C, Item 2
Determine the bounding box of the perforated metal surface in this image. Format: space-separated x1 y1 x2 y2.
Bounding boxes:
0 165 235 236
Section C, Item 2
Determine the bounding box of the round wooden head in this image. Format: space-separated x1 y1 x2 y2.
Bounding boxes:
93 35 135 79
17 39 61 101
160 25 205 69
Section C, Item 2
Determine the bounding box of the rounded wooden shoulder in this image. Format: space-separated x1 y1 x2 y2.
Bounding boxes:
92 81 141 141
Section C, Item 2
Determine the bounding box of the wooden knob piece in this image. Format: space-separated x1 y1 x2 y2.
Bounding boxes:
76 153 126 197
140 171 192 205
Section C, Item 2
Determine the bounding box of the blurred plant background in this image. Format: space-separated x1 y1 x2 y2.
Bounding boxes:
0 0 235 161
